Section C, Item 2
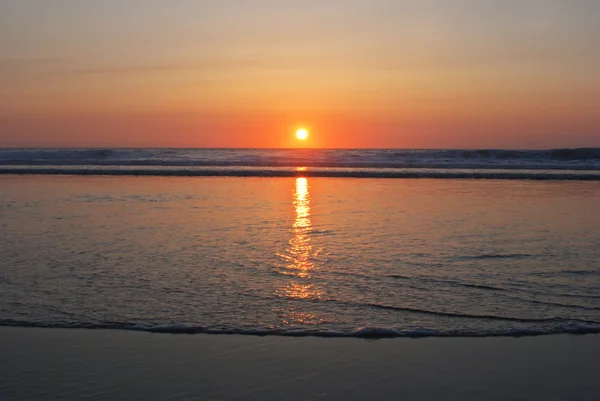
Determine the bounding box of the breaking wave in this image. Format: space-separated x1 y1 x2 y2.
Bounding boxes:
1 319 599 338
1 166 599 180
1 148 600 170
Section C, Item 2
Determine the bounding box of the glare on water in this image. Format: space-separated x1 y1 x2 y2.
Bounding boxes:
275 177 328 326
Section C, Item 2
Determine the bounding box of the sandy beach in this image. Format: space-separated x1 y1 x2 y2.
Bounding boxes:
1 328 599 401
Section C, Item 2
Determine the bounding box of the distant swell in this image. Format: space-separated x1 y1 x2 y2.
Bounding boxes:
2 147 600 179
2 148 600 170
1 167 600 180
1 319 599 338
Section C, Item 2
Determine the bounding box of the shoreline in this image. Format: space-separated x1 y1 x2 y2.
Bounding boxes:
2 327 599 400
2 321 600 338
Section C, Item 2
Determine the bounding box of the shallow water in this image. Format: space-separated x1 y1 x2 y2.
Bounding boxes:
1 175 599 337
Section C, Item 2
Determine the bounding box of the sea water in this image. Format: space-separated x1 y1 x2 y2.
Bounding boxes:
1 149 599 338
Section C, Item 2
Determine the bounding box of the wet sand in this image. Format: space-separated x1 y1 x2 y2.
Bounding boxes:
1 328 599 401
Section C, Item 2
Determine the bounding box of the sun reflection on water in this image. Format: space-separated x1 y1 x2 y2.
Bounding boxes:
277 177 317 280
275 177 326 326
289 177 312 277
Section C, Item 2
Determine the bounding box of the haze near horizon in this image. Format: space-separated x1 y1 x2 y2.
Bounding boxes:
1 0 599 149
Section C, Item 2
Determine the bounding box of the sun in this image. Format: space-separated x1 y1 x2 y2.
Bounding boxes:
296 128 309 140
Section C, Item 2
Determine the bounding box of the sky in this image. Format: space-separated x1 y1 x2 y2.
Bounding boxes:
1 0 599 149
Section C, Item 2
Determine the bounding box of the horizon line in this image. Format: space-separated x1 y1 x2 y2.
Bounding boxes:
2 146 600 151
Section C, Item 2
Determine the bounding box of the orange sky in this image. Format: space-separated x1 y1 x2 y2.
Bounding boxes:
1 1 599 149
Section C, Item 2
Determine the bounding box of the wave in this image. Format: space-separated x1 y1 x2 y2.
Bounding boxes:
549 148 600 160
460 253 537 260
525 298 600 312
1 319 599 338
256 289 599 325
357 302 590 323
0 148 116 164
1 166 599 180
1 148 600 170
386 274 507 292
533 269 600 277
460 283 506 291
383 274 600 312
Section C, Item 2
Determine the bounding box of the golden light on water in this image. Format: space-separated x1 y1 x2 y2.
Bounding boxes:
280 309 326 327
281 282 325 300
275 177 326 326
288 177 312 278
295 177 308 203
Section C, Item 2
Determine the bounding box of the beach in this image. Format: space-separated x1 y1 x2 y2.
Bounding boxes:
2 155 599 400
1 328 599 401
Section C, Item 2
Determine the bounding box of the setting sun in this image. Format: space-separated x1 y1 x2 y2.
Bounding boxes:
296 129 309 141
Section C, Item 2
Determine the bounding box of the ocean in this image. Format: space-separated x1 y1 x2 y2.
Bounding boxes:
1 148 599 338
2 148 600 179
